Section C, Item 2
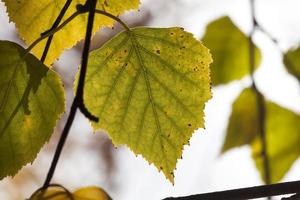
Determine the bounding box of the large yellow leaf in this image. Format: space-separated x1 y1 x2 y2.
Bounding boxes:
222 88 300 183
0 41 65 180
81 27 212 182
3 0 140 66
284 47 300 81
202 16 261 86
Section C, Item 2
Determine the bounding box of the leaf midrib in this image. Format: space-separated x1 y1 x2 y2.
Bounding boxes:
129 31 170 172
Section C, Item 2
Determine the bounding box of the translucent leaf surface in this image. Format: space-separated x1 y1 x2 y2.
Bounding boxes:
0 41 65 180
222 88 300 183
30 186 111 200
82 27 212 182
202 16 261 86
3 0 140 66
284 47 300 81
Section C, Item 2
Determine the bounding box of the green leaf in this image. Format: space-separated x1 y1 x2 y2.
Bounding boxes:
284 47 300 81
222 88 300 183
81 27 212 182
3 0 140 66
222 88 259 153
202 16 261 86
0 41 65 180
252 102 300 183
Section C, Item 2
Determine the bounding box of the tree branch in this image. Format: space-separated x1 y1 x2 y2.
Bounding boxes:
163 180 300 200
42 0 98 188
40 0 72 63
75 0 99 121
249 0 271 190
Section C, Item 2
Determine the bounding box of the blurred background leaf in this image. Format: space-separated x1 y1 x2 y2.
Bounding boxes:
202 16 261 86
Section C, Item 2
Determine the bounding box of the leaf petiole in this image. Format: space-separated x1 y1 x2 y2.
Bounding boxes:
95 9 131 31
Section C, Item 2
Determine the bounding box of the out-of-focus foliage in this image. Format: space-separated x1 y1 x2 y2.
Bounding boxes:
81 27 212 182
3 0 140 65
284 47 300 81
202 16 261 86
222 88 300 183
222 88 259 153
0 40 65 180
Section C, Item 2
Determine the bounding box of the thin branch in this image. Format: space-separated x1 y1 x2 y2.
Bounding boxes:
163 180 300 200
42 101 78 188
26 11 81 54
249 0 271 190
42 0 98 188
40 0 73 63
25 2 101 56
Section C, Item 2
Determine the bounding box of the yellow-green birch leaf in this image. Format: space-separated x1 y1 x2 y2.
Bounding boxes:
222 88 300 183
0 41 65 180
3 0 140 66
81 27 212 182
284 47 300 81
202 16 261 86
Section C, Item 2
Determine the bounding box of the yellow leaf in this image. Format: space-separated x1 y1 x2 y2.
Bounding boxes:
30 187 71 200
30 186 111 200
81 27 212 182
73 186 112 200
3 0 140 66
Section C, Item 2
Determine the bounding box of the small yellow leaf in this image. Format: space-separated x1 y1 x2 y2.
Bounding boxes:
30 186 111 200
73 186 112 200
30 187 71 200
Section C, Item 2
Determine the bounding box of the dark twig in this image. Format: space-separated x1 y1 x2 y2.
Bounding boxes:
42 0 98 188
76 0 99 121
163 180 300 200
249 0 271 191
40 0 73 63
